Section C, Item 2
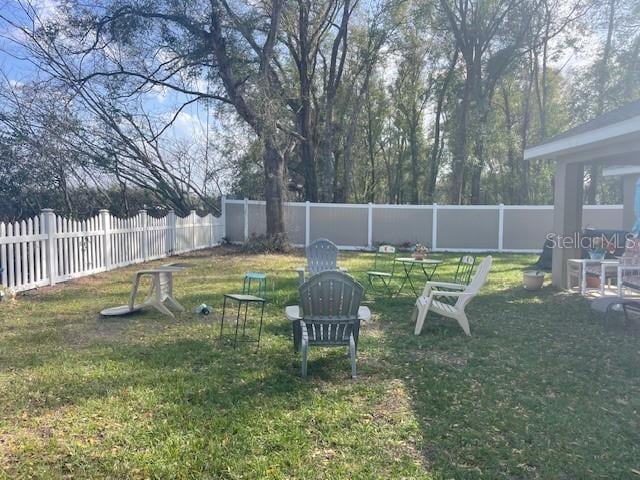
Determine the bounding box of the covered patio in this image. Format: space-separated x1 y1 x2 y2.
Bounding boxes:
524 100 640 288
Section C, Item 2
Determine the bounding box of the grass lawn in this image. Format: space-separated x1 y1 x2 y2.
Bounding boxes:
1 247 639 479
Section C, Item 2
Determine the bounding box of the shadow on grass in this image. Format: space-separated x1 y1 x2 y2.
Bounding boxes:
375 275 640 478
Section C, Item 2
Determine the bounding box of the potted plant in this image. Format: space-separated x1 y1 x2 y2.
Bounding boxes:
587 236 613 260
412 243 429 260
523 270 545 290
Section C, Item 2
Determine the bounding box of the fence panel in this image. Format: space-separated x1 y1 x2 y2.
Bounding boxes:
226 199 626 252
372 206 432 247
1 209 223 293
0 217 49 291
309 204 368 248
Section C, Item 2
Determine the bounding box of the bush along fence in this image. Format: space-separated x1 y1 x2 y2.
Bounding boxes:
0 209 224 293
222 198 625 253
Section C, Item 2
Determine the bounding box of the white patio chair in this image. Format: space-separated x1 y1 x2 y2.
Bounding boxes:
413 256 492 336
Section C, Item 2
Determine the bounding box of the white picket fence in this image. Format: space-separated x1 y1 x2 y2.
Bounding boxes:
0 209 224 293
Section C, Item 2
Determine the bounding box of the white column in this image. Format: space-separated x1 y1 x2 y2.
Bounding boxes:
41 209 58 285
221 195 227 240
498 203 504 251
191 209 197 250
305 201 311 247
139 209 148 262
552 161 584 287
367 203 373 250
99 209 111 272
431 203 438 251
243 198 249 243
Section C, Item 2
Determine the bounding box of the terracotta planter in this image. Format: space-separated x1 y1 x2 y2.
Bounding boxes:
523 270 545 290
586 276 600 289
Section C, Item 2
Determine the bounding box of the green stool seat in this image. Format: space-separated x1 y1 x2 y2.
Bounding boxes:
243 272 267 299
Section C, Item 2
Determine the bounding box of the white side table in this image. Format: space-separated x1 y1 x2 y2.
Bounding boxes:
600 259 620 295
567 259 608 295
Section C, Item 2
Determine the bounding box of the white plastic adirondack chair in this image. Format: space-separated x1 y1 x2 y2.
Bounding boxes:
413 256 492 336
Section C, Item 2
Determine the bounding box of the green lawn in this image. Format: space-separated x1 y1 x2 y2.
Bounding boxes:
1 248 639 479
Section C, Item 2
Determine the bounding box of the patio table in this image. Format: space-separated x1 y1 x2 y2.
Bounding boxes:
567 258 618 296
394 257 442 296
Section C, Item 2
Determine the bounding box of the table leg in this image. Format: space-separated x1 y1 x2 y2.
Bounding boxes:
581 264 586 296
395 263 412 297
600 264 606 296
242 301 249 336
220 296 227 341
233 301 242 349
405 263 419 296
618 268 623 297
420 263 439 282
256 301 266 351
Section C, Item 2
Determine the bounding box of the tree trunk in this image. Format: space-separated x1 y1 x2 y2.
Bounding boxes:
450 62 473 204
263 143 285 236
427 49 458 202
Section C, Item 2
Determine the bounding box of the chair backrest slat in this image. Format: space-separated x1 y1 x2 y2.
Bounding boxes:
306 238 339 275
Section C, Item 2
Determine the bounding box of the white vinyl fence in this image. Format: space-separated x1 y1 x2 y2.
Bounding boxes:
223 198 625 253
1 198 624 293
0 209 224 293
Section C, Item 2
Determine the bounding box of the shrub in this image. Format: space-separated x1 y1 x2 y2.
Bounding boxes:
241 233 290 253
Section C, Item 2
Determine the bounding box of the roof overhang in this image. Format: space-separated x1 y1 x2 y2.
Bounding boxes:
524 114 640 161
603 165 640 177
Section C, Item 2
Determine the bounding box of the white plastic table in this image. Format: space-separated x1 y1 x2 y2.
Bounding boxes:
567 258 616 296
100 266 186 318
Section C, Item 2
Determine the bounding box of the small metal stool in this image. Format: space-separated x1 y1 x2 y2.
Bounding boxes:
220 294 266 350
243 272 267 299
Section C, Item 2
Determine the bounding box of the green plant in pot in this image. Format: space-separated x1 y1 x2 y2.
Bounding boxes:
587 236 613 260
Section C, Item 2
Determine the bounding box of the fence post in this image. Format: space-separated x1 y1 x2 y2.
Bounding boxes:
191 209 197 250
305 201 311 247
221 195 227 241
498 203 504 252
167 210 176 255
208 214 215 248
367 203 373 250
99 209 111 272
139 209 148 262
431 203 438 251
243 198 249 243
41 209 58 286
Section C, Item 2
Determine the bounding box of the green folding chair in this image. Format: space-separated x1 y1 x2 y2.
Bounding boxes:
366 245 397 295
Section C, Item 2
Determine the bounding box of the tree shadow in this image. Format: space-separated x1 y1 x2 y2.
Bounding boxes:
374 281 640 478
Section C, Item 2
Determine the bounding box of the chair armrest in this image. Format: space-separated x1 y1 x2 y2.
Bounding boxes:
428 281 466 290
429 290 467 298
285 305 302 321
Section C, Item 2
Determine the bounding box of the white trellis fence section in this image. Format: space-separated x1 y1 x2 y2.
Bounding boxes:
0 209 224 293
